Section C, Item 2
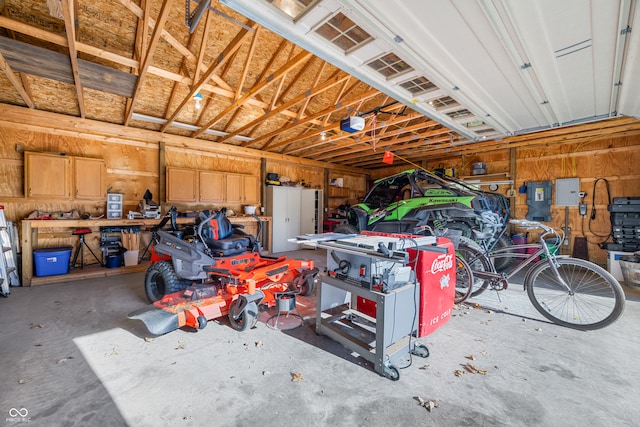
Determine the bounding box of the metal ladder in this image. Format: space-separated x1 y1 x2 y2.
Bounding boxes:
0 206 20 296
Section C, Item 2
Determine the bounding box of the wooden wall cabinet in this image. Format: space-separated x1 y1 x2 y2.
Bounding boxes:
242 175 259 204
74 157 105 200
225 174 243 204
166 167 260 205
199 171 225 203
166 168 197 202
25 152 104 200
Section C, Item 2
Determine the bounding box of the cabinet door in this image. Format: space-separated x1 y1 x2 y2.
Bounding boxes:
225 174 243 203
24 152 71 199
268 186 301 252
301 189 323 235
166 168 197 202
199 171 225 203
242 175 259 204
74 157 105 200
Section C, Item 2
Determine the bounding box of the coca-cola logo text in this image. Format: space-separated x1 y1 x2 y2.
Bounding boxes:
431 254 453 274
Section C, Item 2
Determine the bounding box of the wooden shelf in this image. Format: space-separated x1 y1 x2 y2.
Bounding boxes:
22 216 272 286
31 260 149 286
460 172 511 180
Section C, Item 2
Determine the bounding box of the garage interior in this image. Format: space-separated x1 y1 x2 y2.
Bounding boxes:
0 1 639 425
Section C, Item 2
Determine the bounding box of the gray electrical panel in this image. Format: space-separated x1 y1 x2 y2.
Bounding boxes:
526 181 552 222
555 178 580 207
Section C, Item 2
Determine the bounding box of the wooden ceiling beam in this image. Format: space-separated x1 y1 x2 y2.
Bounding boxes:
164 12 204 119
234 27 259 101
116 0 195 62
193 10 214 85
269 47 296 111
275 56 316 106
1 4 34 107
160 20 258 132
281 109 422 155
297 61 327 121
61 0 85 118
220 70 347 143
347 135 453 168
0 51 34 108
252 40 289 92
415 118 640 158
0 15 313 130
124 0 174 126
193 49 313 138
312 119 438 160
249 88 380 149
126 0 149 116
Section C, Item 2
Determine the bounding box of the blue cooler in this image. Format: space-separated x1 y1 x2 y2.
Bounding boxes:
33 247 72 277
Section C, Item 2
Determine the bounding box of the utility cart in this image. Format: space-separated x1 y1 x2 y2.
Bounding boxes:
307 233 455 380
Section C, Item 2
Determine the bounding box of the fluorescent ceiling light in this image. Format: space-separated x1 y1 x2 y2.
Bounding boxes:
132 113 253 142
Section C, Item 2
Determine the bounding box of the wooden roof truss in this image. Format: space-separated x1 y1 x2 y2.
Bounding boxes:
6 1 634 169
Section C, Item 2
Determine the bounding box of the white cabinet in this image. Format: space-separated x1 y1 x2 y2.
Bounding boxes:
301 189 323 235
267 186 301 253
266 187 323 253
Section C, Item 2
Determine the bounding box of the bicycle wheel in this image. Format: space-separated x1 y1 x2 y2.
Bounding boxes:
526 258 625 330
454 255 473 303
457 236 494 297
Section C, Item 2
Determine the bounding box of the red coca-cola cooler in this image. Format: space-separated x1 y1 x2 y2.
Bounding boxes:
356 234 456 338
407 237 456 337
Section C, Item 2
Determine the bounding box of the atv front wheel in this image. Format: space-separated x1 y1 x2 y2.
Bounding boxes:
144 261 189 303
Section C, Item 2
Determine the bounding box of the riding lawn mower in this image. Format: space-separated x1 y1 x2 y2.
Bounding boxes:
129 208 318 335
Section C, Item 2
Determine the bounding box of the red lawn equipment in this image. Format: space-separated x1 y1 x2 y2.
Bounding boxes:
129 209 318 335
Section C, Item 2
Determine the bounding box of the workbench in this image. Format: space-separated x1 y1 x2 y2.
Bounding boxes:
21 216 272 286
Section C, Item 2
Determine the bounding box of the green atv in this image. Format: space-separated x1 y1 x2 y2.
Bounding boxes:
334 169 513 268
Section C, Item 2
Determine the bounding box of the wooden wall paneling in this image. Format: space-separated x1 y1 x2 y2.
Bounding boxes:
0 159 23 197
266 159 325 188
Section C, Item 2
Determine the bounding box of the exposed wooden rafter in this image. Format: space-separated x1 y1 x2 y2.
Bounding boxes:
0 50 34 108
160 20 258 132
124 0 175 126
2 1 634 168
61 0 85 118
192 49 313 138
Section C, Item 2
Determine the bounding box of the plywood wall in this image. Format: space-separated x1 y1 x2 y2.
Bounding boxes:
0 116 369 255
369 134 640 265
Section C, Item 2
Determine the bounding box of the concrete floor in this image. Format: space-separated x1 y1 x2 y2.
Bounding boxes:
1 248 639 426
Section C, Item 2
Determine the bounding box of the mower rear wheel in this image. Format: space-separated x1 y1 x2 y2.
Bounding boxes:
228 300 258 331
144 261 189 303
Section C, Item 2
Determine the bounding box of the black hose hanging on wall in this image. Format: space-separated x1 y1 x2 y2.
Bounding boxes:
587 178 612 244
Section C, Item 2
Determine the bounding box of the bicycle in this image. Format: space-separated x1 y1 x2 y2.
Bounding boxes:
455 219 625 330
428 227 474 304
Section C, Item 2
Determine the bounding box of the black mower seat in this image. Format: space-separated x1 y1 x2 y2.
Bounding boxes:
198 209 256 257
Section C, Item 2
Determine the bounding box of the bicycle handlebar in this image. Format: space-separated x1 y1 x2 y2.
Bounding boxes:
510 219 564 242
510 219 552 231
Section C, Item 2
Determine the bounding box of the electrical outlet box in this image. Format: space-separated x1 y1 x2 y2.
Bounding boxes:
579 203 587 216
